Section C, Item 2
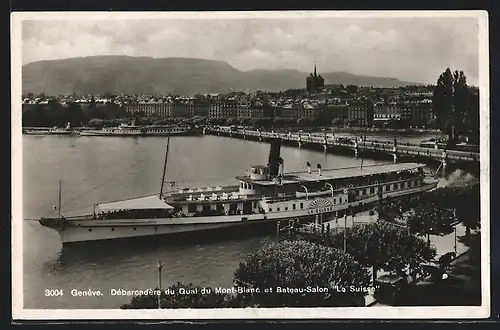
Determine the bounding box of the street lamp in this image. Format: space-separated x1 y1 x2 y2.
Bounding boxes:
157 260 163 309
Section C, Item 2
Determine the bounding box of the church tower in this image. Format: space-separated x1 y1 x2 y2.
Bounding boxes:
306 62 324 95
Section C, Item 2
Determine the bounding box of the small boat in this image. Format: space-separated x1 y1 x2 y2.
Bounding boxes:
37 136 440 245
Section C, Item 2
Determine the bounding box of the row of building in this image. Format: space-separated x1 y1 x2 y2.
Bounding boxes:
120 99 435 127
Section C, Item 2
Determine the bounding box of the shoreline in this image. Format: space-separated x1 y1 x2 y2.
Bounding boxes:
22 126 443 137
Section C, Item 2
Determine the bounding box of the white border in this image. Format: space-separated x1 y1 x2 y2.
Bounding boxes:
11 10 490 320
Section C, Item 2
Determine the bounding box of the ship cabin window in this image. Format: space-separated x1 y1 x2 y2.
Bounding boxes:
359 190 363 196
292 204 296 210
277 207 280 212
393 183 397 190
300 203 304 209
386 185 391 191
202 204 210 212
269 207 273 212
285 206 288 211
366 188 370 195
370 187 375 194
188 204 197 213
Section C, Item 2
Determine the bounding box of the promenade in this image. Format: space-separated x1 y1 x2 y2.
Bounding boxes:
285 211 479 307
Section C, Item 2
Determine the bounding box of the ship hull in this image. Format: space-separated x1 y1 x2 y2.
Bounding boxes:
79 132 144 137
40 181 438 245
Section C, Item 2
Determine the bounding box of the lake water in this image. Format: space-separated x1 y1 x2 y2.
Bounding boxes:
21 133 449 309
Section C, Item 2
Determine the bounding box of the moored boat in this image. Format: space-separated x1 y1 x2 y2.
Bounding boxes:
24 122 75 135
37 138 440 245
79 122 144 136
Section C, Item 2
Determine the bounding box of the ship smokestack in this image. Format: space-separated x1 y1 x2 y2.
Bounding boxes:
268 138 281 176
307 162 311 174
317 163 322 176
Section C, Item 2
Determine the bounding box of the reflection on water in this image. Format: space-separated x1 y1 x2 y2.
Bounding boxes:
21 134 476 309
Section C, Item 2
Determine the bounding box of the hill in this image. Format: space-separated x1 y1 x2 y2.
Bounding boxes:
22 56 420 95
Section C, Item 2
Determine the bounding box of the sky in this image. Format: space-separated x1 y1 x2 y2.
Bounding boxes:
21 15 481 85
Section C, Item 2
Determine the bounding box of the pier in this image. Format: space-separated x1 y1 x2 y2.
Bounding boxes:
203 127 480 172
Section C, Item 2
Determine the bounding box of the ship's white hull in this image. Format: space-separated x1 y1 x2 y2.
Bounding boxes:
79 131 143 136
44 181 438 244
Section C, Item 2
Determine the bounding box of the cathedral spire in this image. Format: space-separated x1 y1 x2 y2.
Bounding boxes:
313 62 317 77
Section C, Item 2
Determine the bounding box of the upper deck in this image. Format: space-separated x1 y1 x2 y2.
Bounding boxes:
236 162 425 186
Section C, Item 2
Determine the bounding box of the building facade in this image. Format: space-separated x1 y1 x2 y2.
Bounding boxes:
346 102 374 126
208 101 238 119
373 102 435 127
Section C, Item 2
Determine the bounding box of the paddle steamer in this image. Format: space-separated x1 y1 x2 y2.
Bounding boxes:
38 139 439 244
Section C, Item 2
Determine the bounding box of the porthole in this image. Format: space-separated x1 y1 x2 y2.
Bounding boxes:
88 228 92 232
111 228 115 231
133 227 137 231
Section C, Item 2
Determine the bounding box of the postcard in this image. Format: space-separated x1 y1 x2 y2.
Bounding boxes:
12 10 490 320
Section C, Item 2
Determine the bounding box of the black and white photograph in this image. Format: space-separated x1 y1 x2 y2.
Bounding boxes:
12 11 489 319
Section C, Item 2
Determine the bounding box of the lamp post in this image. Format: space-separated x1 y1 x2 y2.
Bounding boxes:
157 260 162 309
276 221 280 241
343 212 347 253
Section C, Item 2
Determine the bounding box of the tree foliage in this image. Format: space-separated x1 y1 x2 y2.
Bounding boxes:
330 221 436 280
22 100 130 127
380 184 480 236
233 240 371 307
432 68 478 141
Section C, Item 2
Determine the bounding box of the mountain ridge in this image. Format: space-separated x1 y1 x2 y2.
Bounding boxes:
22 55 422 95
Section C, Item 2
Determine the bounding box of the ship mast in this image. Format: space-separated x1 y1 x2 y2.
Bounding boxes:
159 135 171 198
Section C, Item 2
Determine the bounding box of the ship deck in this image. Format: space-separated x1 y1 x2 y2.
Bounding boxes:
236 163 424 185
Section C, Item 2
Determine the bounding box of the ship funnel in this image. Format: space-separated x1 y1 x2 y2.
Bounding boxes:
307 161 311 174
268 138 281 176
317 163 322 176
278 157 284 176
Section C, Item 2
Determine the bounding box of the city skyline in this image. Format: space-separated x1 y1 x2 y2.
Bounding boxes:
22 13 480 86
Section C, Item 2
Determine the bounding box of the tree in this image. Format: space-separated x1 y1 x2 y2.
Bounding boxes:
226 117 238 126
453 185 480 236
383 184 479 237
233 240 370 307
432 68 471 141
296 117 312 127
121 282 232 309
87 118 105 128
331 118 344 127
346 85 359 95
330 222 436 283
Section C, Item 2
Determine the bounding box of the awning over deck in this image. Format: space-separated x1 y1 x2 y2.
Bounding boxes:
96 195 174 213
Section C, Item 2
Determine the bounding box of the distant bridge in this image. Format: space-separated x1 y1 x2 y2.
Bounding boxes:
203 127 480 171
